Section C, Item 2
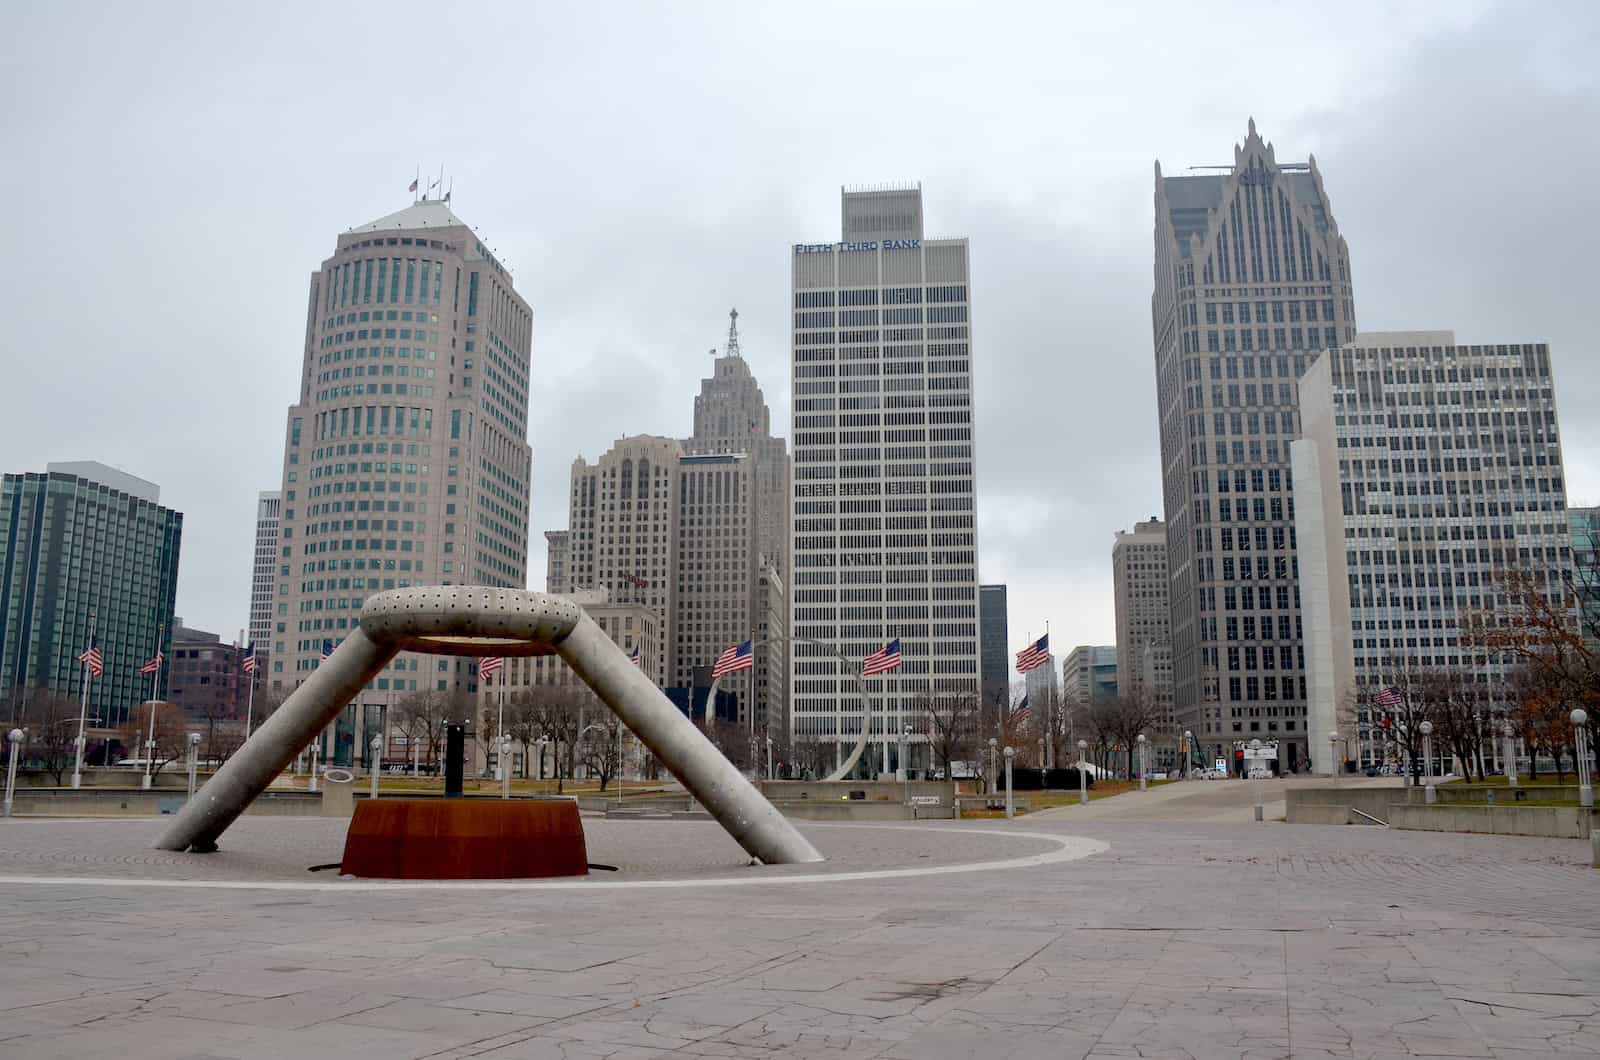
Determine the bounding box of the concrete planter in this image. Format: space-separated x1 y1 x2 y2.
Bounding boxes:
1388 803 1598 839
7 788 323 817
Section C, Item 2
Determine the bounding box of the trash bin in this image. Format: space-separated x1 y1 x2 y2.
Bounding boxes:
321 768 355 818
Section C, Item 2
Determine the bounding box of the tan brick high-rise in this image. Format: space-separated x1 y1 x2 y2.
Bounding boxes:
270 198 532 767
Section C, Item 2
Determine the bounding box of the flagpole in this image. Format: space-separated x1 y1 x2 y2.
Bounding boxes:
72 611 94 789
495 672 505 781
1044 620 1054 770
244 652 256 740
143 622 162 790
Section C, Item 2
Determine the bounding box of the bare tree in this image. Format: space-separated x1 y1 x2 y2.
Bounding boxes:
1107 691 1160 778
1415 668 1485 781
119 702 187 780
525 684 587 792
703 718 753 771
192 698 238 766
579 715 622 791
791 736 835 780
1082 698 1123 778
392 689 450 771
1506 663 1577 781
1466 562 1599 780
19 690 78 785
921 687 980 781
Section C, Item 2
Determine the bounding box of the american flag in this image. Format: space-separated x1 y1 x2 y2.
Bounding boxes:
1010 695 1031 728
321 639 335 659
139 650 163 675
1375 685 1403 707
1015 634 1050 673
630 646 641 667
862 638 902 676
241 642 256 675
712 639 753 679
479 656 503 680
623 573 649 588
78 638 102 678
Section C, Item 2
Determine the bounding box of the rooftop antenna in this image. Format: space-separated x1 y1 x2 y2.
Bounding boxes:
726 307 742 359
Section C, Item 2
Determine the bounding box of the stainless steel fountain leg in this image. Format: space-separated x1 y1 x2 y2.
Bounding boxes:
154 629 396 852
555 614 823 864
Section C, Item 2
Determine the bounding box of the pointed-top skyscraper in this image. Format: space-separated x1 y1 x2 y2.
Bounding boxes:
687 308 790 581
1152 121 1357 772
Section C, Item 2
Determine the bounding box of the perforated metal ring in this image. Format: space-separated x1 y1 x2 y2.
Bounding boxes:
360 586 583 657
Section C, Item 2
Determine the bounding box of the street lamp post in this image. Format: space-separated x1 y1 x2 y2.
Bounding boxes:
765 735 773 781
536 736 549 784
900 725 910 807
988 737 997 798
1420 720 1436 804
1329 731 1340 786
186 733 201 798
1504 721 1518 788
1572 709 1593 809
1250 738 1264 822
3 729 22 818
500 736 514 799
309 732 320 792
1183 730 1193 779
1137 733 1147 792
1473 709 1484 781
141 702 159 790
1002 745 1014 819
370 735 382 800
1077 739 1089 804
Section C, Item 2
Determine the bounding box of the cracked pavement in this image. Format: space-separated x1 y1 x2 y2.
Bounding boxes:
0 792 1597 1059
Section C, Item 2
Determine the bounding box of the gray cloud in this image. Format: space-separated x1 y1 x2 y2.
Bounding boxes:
3 0 1595 673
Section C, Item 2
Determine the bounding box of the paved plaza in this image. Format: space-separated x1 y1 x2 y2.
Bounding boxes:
1 785 1597 1059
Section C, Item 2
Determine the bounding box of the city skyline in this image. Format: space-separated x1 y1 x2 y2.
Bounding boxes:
4 3 1598 682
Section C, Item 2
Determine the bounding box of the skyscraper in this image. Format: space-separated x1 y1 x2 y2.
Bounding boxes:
1293 332 1570 772
247 490 280 666
978 584 1010 712
1152 120 1358 771
555 315 792 737
0 461 182 727
567 434 683 673
1113 517 1172 756
273 197 533 764
680 311 790 733
544 529 570 595
790 185 981 776
687 310 791 583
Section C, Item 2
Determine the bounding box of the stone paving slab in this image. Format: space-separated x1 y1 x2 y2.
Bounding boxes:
0 810 1596 1058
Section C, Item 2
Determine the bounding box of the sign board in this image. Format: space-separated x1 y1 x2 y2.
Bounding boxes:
910 795 941 806
1214 758 1228 773
1244 747 1279 760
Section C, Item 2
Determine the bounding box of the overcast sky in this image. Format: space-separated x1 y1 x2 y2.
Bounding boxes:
5 1 1597 681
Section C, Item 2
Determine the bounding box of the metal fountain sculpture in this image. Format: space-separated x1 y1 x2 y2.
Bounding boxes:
156 587 823 865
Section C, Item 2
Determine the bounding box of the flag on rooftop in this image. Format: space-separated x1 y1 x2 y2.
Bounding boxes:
321 639 335 659
712 639 753 679
862 638 902 676
479 656 504 680
1015 634 1050 673
241 642 255 675
630 645 641 667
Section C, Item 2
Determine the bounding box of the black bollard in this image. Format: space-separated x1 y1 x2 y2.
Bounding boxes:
444 723 465 798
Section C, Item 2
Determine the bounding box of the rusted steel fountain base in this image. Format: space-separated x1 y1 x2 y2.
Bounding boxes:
340 799 589 879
